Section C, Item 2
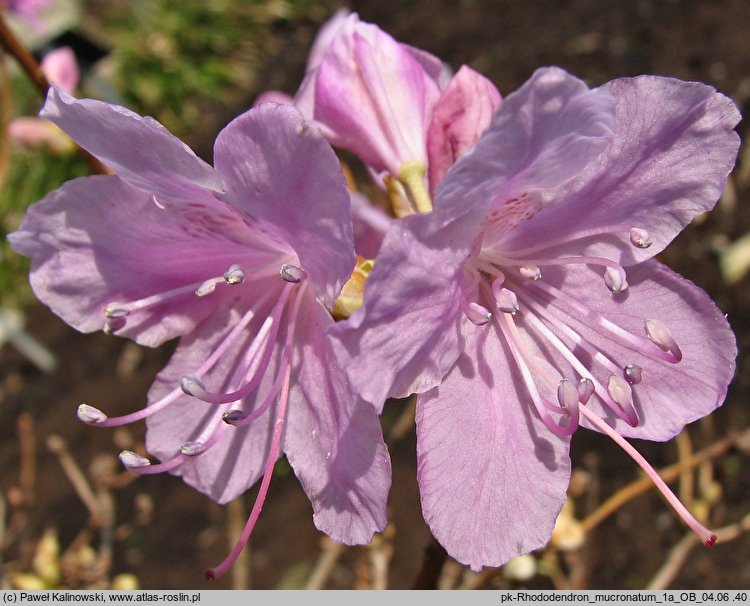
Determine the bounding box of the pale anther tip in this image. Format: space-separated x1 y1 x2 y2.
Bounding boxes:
119 450 151 469
180 374 205 396
223 264 245 285
222 410 247 425
180 441 205 456
280 263 307 283
195 280 217 297
77 403 107 424
104 302 130 319
629 227 652 249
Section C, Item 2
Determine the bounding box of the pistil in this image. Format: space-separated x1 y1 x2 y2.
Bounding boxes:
579 405 717 548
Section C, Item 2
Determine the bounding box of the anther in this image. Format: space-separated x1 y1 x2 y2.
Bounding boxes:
104 316 127 334
493 284 520 315
557 379 579 410
180 441 205 456
181 374 206 397
104 303 130 318
223 264 246 285
607 375 638 426
577 378 595 404
645 320 683 362
195 280 217 297
624 364 643 385
630 227 652 249
222 410 247 425
464 301 492 325
604 266 628 293
520 264 542 281
119 450 152 469
280 263 307 283
77 403 108 424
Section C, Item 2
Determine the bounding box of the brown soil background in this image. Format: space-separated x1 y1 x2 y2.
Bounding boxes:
2 0 750 590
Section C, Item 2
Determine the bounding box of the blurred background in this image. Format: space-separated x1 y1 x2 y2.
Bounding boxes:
1 0 749 590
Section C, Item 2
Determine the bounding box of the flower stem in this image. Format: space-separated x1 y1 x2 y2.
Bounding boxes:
398 161 433 213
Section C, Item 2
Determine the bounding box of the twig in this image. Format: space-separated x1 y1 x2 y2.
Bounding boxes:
226 497 250 589
0 16 47 96
0 415 39 552
17 413 35 507
304 537 346 590
581 429 747 532
46 435 102 523
369 532 392 590
0 45 10 188
0 14 108 175
646 512 750 590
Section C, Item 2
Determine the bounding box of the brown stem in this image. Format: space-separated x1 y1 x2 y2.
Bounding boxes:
0 45 10 188
0 14 48 95
0 13 109 175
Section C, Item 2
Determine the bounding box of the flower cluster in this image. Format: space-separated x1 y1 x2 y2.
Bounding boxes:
10 11 741 578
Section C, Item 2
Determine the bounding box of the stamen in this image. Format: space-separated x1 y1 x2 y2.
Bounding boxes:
180 375 206 398
519 264 542 281
515 290 639 426
558 379 579 410
104 317 127 334
77 404 108 424
464 301 493 326
205 288 304 581
222 334 294 428
578 378 595 404
578 406 717 548
630 227 652 249
526 279 680 364
180 313 279 405
222 409 246 424
645 320 683 362
607 375 638 425
122 410 232 476
81 290 280 428
179 441 205 456
496 310 578 437
485 252 629 294
280 263 307 283
195 280 218 297
604 266 628 293
624 364 643 385
493 284 520 315
103 263 252 321
223 264 246 285
119 450 151 469
104 303 130 318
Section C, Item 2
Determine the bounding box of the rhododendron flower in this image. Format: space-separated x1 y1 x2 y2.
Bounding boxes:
295 12 444 181
9 88 391 579
331 67 740 569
